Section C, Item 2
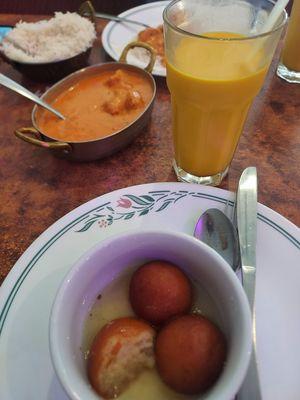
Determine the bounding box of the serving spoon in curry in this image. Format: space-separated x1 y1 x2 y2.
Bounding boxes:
0 73 66 120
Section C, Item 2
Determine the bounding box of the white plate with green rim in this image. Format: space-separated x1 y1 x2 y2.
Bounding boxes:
101 1 169 77
0 182 299 399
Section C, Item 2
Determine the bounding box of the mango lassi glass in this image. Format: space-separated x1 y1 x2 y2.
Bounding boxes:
277 0 300 83
163 0 287 186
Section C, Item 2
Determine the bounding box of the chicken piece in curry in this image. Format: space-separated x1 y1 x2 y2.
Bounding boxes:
102 69 144 115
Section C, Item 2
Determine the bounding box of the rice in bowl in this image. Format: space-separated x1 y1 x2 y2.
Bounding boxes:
1 12 96 63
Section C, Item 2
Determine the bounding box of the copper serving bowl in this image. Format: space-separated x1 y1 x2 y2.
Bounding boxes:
14 42 156 162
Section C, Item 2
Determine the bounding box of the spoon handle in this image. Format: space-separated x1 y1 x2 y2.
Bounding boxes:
0 73 65 120
94 12 150 28
79 1 150 29
236 167 262 400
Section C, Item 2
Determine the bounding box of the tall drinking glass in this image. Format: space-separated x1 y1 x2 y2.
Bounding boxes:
163 0 287 186
277 0 300 83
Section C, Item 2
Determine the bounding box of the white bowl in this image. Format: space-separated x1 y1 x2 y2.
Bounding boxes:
49 230 252 400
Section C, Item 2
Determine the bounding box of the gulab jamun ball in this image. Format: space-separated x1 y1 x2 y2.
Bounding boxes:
88 317 155 399
129 260 192 325
155 314 227 395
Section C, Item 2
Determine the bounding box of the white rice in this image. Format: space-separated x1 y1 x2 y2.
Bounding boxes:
1 12 96 63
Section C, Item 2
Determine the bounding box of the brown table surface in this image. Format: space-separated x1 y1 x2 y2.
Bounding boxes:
0 14 299 285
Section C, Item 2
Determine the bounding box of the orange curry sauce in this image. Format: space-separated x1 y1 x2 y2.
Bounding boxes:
36 69 153 142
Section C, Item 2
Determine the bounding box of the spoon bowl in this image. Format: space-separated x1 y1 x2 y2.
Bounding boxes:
194 208 240 272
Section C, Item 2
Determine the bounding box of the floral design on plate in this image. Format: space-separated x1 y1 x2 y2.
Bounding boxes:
76 190 218 232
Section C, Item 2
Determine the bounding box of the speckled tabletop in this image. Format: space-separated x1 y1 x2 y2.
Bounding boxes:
0 14 299 285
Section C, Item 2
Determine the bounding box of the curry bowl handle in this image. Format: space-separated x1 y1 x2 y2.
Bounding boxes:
119 41 156 73
15 127 72 154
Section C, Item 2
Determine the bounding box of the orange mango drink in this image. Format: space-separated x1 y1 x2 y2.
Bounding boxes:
281 0 300 71
167 32 268 178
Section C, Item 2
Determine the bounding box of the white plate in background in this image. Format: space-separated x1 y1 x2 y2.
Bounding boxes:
101 1 169 77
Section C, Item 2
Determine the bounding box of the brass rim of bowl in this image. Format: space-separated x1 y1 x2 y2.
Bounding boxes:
32 62 156 144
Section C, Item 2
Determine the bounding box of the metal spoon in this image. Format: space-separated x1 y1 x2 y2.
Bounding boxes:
79 1 151 29
236 167 262 400
194 208 240 271
0 73 65 120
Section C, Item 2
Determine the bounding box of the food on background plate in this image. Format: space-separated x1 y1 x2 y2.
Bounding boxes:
1 12 96 63
137 25 165 66
155 315 227 394
36 68 153 142
88 317 155 399
129 260 192 325
128 25 165 73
